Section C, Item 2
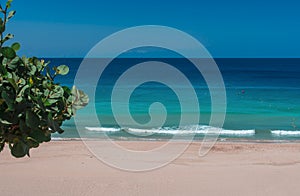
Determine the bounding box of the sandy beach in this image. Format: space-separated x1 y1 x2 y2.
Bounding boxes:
1 141 300 195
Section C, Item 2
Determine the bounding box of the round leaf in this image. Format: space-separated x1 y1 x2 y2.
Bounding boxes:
11 42 20 51
11 141 28 158
56 65 69 75
1 47 16 59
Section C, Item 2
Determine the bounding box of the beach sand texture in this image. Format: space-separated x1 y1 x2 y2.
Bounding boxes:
1 141 300 196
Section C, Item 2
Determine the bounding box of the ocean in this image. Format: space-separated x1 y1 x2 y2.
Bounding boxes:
49 58 300 141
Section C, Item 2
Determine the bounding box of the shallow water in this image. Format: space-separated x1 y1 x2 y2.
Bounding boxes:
49 58 300 140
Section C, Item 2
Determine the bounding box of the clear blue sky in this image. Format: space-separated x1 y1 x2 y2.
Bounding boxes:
5 0 300 57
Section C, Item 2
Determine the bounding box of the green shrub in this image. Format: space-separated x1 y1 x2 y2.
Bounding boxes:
0 0 89 158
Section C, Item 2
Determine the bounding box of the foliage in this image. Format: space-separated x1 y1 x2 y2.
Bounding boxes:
0 0 89 157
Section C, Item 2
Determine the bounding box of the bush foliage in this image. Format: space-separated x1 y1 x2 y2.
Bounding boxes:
0 0 89 157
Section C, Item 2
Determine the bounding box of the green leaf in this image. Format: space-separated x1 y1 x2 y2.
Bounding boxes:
0 61 8 75
8 56 20 69
7 10 16 20
19 119 29 133
16 85 29 102
49 85 64 99
33 99 44 112
0 119 12 125
21 55 29 66
47 114 64 134
11 140 28 158
6 0 13 9
11 42 20 51
26 137 39 148
56 65 69 75
46 66 52 80
1 47 16 59
18 78 26 85
71 86 89 110
1 90 15 111
6 72 18 90
25 110 40 130
29 64 37 75
43 88 50 97
2 57 8 66
29 128 49 143
7 77 18 90
34 59 43 72
31 88 42 96
44 98 58 106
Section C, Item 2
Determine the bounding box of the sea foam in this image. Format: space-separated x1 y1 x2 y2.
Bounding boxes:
271 130 300 136
85 126 255 136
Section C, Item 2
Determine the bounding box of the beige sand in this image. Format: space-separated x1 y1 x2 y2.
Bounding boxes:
1 141 300 196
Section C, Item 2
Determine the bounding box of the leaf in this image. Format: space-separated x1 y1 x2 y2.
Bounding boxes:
26 137 39 148
2 57 8 66
7 72 18 90
29 128 49 143
47 114 64 134
11 42 20 51
7 77 17 90
46 66 52 80
1 47 16 59
11 140 28 158
6 0 13 9
16 85 29 102
71 86 89 110
19 119 29 133
0 61 8 75
7 10 16 20
25 110 40 130
35 98 46 112
1 90 15 111
8 56 20 69
0 119 12 125
34 59 43 72
18 78 26 85
31 88 42 96
56 65 69 75
49 85 64 99
44 98 58 106
21 55 28 66
43 88 50 97
29 65 37 75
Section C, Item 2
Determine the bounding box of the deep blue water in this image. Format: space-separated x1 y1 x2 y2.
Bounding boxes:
49 58 300 140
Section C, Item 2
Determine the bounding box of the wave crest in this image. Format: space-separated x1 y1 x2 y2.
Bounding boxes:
85 126 255 136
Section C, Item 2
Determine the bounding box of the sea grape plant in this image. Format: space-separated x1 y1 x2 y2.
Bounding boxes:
0 0 89 158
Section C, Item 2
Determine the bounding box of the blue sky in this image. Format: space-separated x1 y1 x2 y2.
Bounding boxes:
5 0 300 57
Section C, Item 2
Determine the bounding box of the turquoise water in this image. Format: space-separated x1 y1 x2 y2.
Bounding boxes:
50 58 300 140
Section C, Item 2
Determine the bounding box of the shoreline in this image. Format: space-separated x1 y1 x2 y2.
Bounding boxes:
51 137 300 143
